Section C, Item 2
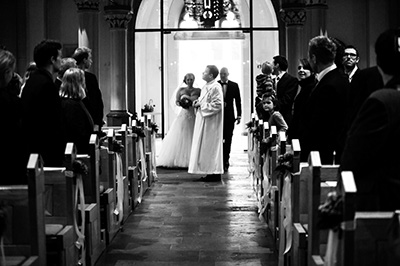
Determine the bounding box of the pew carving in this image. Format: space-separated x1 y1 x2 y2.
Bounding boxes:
0 153 46 266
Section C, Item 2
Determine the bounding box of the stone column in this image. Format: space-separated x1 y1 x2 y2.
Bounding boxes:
74 0 100 77
280 3 306 76
305 0 328 51
104 5 132 126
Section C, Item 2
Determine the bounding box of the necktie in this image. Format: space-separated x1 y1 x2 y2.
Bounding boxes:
222 83 227 99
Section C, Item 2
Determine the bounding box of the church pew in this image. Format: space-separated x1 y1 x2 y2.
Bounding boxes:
102 125 134 224
127 125 140 210
131 121 150 203
276 138 301 266
333 171 400 266
290 151 338 266
43 143 82 266
76 134 106 266
263 126 279 244
144 118 156 187
0 153 46 266
113 124 133 223
307 151 339 266
99 128 120 244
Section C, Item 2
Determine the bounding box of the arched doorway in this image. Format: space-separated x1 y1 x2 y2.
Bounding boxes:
133 0 279 136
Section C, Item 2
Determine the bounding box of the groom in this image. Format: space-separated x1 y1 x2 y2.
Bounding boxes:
189 65 224 181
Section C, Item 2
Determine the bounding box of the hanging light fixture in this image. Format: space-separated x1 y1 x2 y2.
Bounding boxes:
177 0 244 40
183 0 229 28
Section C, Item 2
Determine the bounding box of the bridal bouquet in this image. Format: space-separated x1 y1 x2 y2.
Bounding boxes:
179 97 192 109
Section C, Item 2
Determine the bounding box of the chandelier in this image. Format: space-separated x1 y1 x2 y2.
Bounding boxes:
183 0 241 28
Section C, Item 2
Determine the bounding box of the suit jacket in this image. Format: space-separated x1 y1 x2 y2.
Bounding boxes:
83 71 104 126
219 80 241 132
21 68 65 166
346 66 383 130
340 89 400 211
276 72 298 125
300 68 349 164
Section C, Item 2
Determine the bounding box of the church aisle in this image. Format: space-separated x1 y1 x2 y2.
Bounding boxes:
96 131 278 265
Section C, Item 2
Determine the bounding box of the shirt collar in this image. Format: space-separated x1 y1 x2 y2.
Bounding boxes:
348 65 358 82
316 63 337 81
277 72 285 80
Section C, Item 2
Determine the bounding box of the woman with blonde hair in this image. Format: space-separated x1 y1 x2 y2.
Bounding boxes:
60 68 94 154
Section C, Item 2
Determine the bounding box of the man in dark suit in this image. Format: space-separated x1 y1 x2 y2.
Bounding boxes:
340 28 400 211
21 39 65 166
300 36 350 164
272 55 298 126
218 67 242 172
345 66 383 131
72 47 104 131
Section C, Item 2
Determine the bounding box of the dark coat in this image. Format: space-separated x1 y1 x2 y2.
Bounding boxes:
276 72 298 125
83 71 104 127
345 66 384 131
288 75 317 141
219 80 242 135
0 87 27 184
61 98 94 154
340 89 400 211
300 68 349 164
21 69 65 166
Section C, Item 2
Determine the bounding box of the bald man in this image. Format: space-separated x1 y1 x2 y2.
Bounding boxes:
218 67 242 172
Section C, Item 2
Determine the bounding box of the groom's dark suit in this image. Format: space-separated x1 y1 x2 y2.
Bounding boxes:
219 80 242 170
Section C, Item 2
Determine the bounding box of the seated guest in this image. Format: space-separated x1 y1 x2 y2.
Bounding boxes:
0 49 27 184
60 68 94 154
261 91 288 132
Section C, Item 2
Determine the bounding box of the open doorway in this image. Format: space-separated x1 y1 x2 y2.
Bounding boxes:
134 0 279 136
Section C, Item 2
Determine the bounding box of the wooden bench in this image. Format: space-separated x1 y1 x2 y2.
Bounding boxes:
76 134 106 266
0 153 46 266
126 125 140 210
276 138 301 266
99 129 120 244
43 143 82 266
333 171 400 266
261 126 279 243
144 119 156 187
131 122 150 203
105 124 134 223
291 151 339 266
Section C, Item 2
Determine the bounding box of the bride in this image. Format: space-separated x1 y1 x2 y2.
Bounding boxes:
157 73 201 168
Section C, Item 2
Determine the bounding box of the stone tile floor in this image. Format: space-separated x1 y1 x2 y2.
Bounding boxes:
96 132 278 266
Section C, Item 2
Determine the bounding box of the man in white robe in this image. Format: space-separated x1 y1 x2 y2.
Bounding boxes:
189 65 224 181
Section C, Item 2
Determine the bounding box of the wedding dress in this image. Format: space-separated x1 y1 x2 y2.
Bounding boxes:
157 106 196 168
